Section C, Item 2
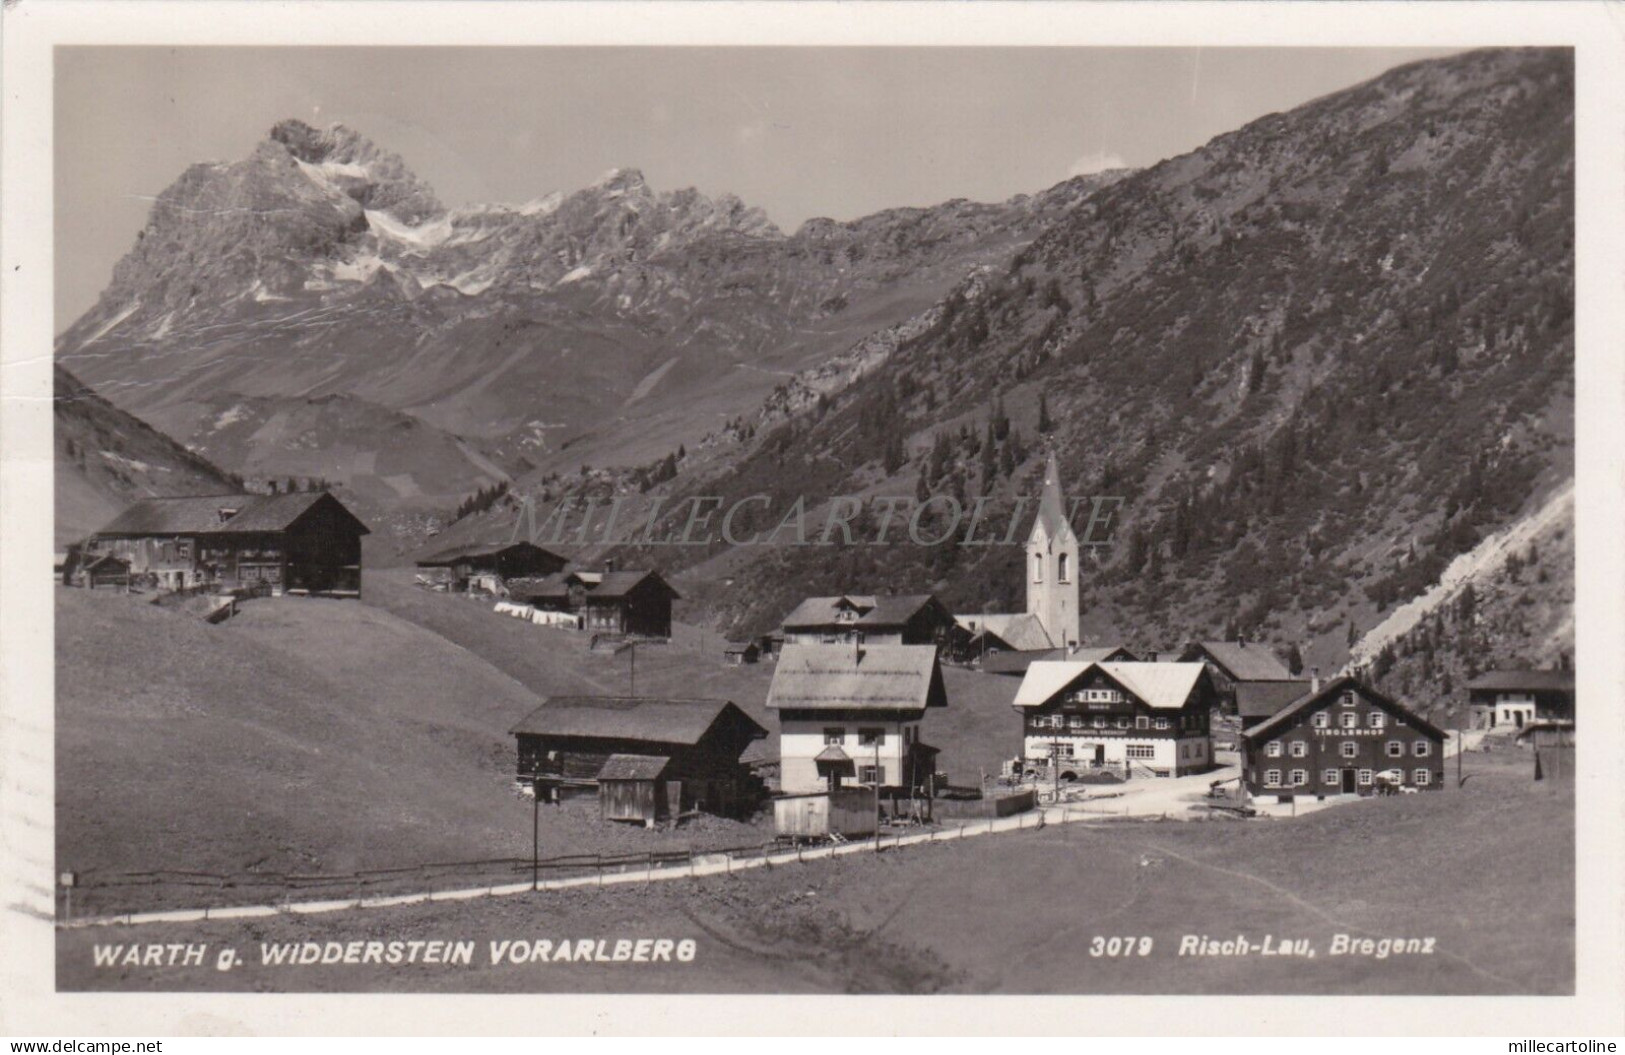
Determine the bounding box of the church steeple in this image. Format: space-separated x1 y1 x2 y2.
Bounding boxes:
1026 451 1080 649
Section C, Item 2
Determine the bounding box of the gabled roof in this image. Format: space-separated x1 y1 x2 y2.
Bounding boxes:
94 491 369 537
723 641 758 654
1181 641 1294 682
813 745 852 763
507 572 573 601
1241 676 1447 743
955 613 1055 652
509 696 765 745
766 643 946 712
1466 669 1576 694
1030 452 1073 542
585 569 679 601
1012 660 1206 710
780 593 945 630
1235 679 1314 721
982 644 1136 676
596 753 671 781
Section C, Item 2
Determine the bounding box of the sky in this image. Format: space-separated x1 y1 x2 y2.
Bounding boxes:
55 45 1459 326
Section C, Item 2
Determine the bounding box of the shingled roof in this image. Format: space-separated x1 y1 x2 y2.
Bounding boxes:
585 569 679 600
94 491 368 537
955 612 1055 652
766 643 946 712
1242 676 1447 743
1031 451 1073 541
509 696 764 745
779 593 944 631
1235 679 1314 721
1466 669 1576 694
1013 660 1207 710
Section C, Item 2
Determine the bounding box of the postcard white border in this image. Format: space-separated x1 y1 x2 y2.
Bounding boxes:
3 0 1622 1037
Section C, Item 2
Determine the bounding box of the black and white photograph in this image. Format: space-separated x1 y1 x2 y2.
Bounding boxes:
2 0 1621 1040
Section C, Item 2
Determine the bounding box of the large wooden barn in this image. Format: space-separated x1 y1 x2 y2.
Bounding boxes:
509 695 767 824
1239 676 1447 799
580 568 679 638
84 491 369 597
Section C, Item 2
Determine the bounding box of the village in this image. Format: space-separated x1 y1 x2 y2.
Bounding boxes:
60 451 1577 868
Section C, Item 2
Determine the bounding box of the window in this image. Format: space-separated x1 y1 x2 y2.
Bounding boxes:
1126 745 1156 759
1367 712 1386 729
1116 717 1131 729
823 728 845 745
903 725 915 746
1312 712 1330 729
1290 742 1308 758
1291 769 1309 787
859 765 883 785
1265 742 1283 758
1264 769 1282 788
1322 769 1340 785
1414 740 1432 757
1179 743 1188 759
858 727 884 747
1154 717 1170 730
1092 716 1106 729
1341 691 1357 707
1386 741 1404 758
1068 716 1086 731
1033 553 1043 583
1357 769 1373 786
1052 742 1075 758
1058 553 1070 582
1414 769 1431 786
1340 742 1359 759
1135 715 1150 730
1340 712 1359 730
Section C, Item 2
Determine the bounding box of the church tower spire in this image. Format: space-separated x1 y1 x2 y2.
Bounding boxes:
1026 451 1080 649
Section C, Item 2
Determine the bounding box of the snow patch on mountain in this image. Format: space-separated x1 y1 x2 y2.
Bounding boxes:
365 208 453 250
79 301 141 348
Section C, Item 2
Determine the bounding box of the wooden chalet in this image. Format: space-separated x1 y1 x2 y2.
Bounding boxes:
1240 676 1446 799
1235 679 1314 725
778 593 954 649
509 695 767 824
1466 669 1576 732
1012 660 1216 778
766 642 946 796
581 568 679 639
415 540 566 594
84 491 369 597
1178 639 1298 715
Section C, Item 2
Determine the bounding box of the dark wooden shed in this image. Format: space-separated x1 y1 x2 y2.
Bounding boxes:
510 695 768 821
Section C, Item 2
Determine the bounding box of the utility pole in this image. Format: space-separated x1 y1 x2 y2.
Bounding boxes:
531 776 542 892
1457 728 1464 788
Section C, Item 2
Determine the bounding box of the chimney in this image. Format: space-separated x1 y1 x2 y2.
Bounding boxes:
603 557 615 574
1311 666 1321 694
1237 632 1246 649
853 630 865 664
1146 650 1159 663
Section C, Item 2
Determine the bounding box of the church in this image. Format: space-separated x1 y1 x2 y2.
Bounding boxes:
957 452 1081 661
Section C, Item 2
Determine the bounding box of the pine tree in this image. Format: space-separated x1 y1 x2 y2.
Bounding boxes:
1037 392 1054 434
1286 644 1304 676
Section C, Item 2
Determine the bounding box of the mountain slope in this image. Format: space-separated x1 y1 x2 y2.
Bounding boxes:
53 363 240 545
606 47 1573 699
57 122 1124 500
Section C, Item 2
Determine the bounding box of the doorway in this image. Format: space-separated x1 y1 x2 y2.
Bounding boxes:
1341 768 1356 794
